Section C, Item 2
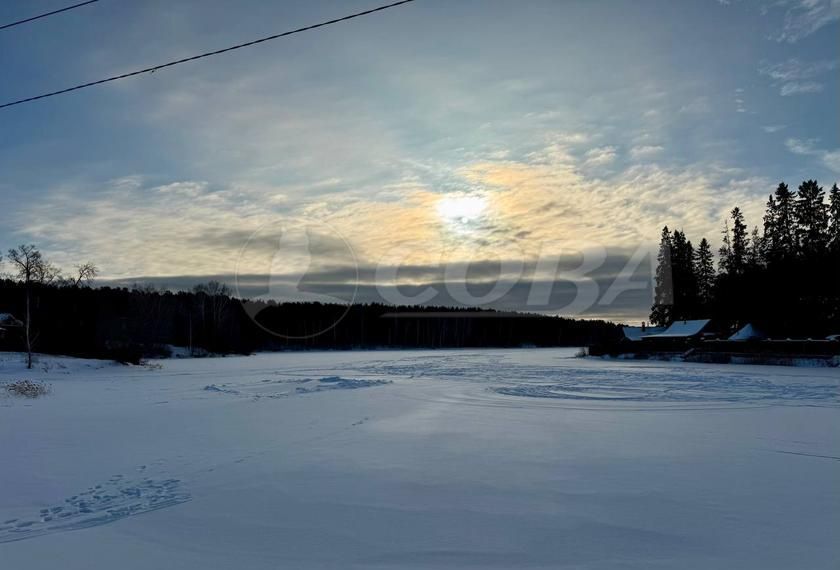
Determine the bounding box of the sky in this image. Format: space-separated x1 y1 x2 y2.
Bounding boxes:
1 0 838 322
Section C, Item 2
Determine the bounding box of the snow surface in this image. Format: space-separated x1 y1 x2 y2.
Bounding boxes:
1 349 838 569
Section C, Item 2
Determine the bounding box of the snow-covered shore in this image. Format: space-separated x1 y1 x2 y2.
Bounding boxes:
1 349 838 569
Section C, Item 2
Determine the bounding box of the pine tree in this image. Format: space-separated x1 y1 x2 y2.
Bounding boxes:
694 238 715 309
650 226 673 326
795 179 829 257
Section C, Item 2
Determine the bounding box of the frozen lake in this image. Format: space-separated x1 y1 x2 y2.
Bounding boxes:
1 348 838 569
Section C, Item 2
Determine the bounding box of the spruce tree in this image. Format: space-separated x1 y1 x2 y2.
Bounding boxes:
719 220 732 274
652 179 838 337
829 183 840 254
650 226 673 326
729 207 748 275
747 226 764 268
694 238 715 309
669 230 698 320
683 238 698 314
763 193 777 245
764 194 777 242
795 179 829 257
765 182 797 262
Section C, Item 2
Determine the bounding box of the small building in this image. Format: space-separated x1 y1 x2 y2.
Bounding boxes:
622 324 666 341
0 313 23 340
642 319 713 341
729 323 766 341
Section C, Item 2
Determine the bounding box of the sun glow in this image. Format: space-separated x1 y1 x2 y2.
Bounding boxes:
436 194 487 225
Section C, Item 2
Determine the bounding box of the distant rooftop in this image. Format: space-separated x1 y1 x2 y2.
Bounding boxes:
622 326 666 341
0 313 23 326
729 323 765 341
644 319 711 339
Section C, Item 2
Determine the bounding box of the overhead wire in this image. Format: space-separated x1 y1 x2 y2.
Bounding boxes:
0 0 100 31
0 0 418 110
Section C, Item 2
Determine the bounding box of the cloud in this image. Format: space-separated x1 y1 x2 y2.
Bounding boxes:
107 262 658 324
786 138 840 173
786 137 822 155
759 59 837 81
762 125 786 133
824 150 840 173
10 126 780 324
678 96 712 114
18 135 771 281
550 132 592 146
460 143 769 251
583 146 618 167
780 81 824 95
629 145 665 159
773 0 840 43
759 58 837 95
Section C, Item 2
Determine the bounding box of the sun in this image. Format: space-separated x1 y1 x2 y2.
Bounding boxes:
436 194 487 226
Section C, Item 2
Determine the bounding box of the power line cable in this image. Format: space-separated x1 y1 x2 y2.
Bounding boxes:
0 0 100 31
0 0 417 110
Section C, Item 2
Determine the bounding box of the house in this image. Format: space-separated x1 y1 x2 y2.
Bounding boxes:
0 313 23 340
642 319 713 340
622 324 666 341
0 313 23 327
729 323 766 341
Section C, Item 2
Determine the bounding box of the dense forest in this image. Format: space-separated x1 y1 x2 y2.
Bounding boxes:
0 263 619 364
650 180 840 337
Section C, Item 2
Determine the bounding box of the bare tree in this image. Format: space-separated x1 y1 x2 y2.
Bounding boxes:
193 281 232 352
73 262 99 287
6 245 61 369
193 280 231 297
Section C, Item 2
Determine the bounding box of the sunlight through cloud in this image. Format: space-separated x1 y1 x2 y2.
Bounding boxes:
436 194 488 228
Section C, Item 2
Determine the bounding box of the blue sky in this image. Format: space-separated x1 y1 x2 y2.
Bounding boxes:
1 0 838 321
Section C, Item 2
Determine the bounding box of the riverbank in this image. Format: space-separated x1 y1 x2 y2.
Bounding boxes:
587 339 840 367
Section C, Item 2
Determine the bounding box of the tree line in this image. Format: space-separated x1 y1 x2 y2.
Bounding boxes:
650 180 840 336
2 245 98 368
1 245 619 365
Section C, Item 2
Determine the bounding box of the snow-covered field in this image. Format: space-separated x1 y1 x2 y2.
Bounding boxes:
1 349 838 569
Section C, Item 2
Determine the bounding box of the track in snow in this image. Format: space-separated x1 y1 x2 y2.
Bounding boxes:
203 375 392 400
0 471 190 543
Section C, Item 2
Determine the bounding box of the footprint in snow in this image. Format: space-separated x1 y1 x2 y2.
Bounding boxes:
0 474 190 543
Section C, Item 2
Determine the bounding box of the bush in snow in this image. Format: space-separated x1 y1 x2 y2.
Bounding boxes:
4 379 51 398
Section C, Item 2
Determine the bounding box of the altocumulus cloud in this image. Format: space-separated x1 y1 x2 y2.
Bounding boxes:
17 134 775 322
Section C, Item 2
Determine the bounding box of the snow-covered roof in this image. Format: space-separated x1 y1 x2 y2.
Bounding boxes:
729 323 765 341
622 326 666 341
644 319 711 339
0 313 22 327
